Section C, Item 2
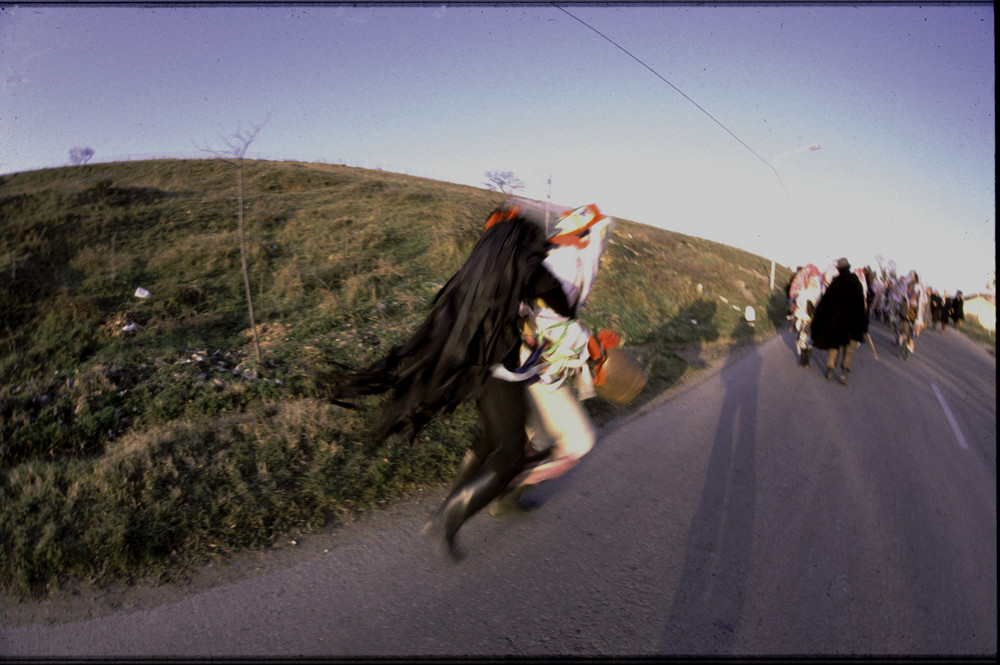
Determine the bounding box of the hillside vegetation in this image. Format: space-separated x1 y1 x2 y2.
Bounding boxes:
0 159 792 597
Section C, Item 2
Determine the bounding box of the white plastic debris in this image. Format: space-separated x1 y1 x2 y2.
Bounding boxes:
134 287 151 299
121 322 139 332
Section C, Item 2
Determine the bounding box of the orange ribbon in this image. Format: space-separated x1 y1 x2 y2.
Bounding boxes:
485 206 521 230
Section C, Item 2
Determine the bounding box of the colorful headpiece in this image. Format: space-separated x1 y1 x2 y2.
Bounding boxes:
549 204 607 246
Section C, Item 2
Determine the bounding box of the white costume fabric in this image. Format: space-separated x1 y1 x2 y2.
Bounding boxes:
789 264 823 360
905 271 928 337
511 206 613 487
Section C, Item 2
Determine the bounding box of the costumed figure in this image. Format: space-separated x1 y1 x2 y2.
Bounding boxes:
821 261 840 296
854 267 870 312
862 267 875 312
323 203 625 560
929 289 943 327
888 278 906 335
870 277 887 324
810 257 869 385
879 277 892 324
895 271 923 356
907 271 928 340
788 264 822 366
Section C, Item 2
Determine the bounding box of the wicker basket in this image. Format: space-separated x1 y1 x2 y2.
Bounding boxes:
595 347 648 405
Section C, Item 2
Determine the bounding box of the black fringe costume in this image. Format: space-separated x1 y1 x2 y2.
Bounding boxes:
327 208 575 559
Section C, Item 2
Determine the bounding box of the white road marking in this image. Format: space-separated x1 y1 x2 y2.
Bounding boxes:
931 382 970 450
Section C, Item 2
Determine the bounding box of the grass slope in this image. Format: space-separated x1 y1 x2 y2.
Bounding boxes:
0 159 793 597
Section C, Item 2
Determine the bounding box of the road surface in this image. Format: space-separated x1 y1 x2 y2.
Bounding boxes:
2 322 995 657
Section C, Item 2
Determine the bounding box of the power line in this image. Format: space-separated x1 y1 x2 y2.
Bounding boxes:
552 4 778 177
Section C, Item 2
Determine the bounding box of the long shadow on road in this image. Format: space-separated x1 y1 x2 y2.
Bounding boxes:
660 322 761 654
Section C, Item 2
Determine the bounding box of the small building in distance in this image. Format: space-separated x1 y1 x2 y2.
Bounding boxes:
963 294 996 332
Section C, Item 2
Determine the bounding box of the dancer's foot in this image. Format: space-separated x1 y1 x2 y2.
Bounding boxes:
421 517 465 562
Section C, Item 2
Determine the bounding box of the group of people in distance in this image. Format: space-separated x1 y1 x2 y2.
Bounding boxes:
788 259 968 378
868 271 965 355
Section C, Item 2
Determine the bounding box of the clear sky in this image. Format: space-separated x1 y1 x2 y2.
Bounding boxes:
2 3 995 294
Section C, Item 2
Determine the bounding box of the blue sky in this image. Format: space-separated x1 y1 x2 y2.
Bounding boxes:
2 3 994 294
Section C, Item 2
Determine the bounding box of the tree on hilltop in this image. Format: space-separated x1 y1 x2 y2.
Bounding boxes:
69 146 95 165
483 170 525 194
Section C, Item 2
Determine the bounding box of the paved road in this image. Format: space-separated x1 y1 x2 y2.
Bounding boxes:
2 323 995 658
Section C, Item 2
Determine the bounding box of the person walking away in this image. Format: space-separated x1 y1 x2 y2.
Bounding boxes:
899 271 925 355
941 292 952 332
810 257 869 385
863 267 876 313
871 276 889 324
789 264 822 366
906 272 928 339
930 289 943 329
951 291 965 326
887 277 905 334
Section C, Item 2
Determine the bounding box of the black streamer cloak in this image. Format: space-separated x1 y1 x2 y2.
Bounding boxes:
327 214 550 443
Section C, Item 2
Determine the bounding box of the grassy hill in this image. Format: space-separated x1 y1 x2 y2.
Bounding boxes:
0 159 793 597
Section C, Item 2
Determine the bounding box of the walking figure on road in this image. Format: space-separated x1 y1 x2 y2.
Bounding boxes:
951 290 965 327
323 203 628 560
810 257 869 385
941 292 952 332
788 264 822 366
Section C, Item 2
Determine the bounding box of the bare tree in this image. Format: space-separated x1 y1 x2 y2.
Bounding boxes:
197 115 271 361
483 170 525 194
69 146 95 165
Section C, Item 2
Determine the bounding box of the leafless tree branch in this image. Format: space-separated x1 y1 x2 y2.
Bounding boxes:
195 114 272 361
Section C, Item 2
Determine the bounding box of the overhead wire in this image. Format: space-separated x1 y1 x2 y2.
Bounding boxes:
552 4 782 182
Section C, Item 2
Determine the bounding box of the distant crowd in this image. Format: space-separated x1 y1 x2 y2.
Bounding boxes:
867 271 965 345
785 260 966 381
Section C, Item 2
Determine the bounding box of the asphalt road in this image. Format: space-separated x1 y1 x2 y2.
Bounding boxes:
2 322 995 658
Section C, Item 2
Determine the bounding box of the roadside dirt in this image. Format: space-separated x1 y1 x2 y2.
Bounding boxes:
1 488 443 628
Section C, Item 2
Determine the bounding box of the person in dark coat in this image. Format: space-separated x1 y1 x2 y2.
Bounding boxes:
810 257 869 385
951 291 965 326
930 290 943 327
